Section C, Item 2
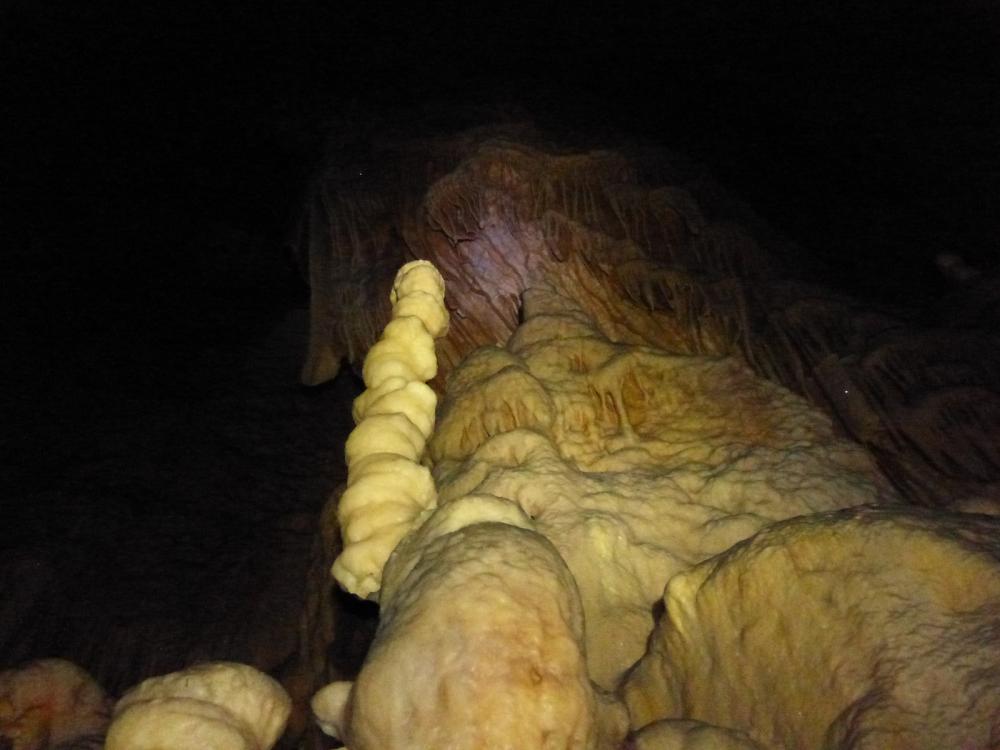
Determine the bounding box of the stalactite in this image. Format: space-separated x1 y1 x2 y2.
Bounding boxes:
650 185 706 236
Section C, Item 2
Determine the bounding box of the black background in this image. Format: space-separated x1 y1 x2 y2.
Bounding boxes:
1 0 998 688
6 0 998 314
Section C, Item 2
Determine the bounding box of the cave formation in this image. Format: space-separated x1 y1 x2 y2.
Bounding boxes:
296 123 1000 510
298 125 1000 749
4 122 1000 749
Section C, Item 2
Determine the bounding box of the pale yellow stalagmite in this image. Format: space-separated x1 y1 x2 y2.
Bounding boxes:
331 260 449 599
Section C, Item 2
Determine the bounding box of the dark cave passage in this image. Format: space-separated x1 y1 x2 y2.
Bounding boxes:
0 285 361 697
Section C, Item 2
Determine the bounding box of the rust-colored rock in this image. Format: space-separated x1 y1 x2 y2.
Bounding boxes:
298 125 1000 509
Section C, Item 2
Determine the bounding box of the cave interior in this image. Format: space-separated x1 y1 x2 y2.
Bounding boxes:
2 1 999 748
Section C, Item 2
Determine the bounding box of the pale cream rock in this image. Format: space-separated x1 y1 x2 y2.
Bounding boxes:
358 354 422 389
390 259 447 305
333 454 436 590
325 270 969 748
315 519 628 750
105 662 290 750
629 719 763 750
341 506 417 545
107 700 257 749
315 223 999 750
429 347 557 463
623 507 1000 750
0 659 111 750
379 493 536 603
362 316 438 388
430 288 893 688
392 289 449 337
352 379 438 438
351 375 408 421
311 681 352 739
331 523 412 598
338 455 436 529
344 412 427 466
333 260 448 598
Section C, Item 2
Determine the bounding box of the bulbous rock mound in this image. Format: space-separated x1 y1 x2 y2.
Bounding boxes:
317 517 623 750
105 662 291 750
314 261 1000 749
624 507 1000 750
429 286 895 690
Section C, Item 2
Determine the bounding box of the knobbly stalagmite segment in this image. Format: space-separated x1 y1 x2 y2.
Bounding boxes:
331 260 449 600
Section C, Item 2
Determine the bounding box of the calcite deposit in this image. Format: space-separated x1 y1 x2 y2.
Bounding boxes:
429 285 895 690
311 253 1000 749
624 507 1000 750
105 662 291 750
316 509 627 750
627 719 763 750
332 260 449 599
299 125 1000 749
298 128 1000 509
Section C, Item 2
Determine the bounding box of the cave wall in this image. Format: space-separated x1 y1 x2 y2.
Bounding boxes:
314 268 1000 749
291 124 1000 746
297 124 1000 510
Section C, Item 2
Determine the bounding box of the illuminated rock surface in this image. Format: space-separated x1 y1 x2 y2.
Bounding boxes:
299 129 1000 509
317 516 627 750
314 261 1000 749
332 260 448 599
430 286 894 690
300 123 1000 748
105 662 291 750
627 719 763 750
5 122 999 750
625 507 1000 750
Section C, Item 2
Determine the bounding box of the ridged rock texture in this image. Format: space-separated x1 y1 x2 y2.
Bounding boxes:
299 124 1000 749
430 285 895 691
332 260 448 599
624 507 1000 750
296 124 1000 509
105 662 291 750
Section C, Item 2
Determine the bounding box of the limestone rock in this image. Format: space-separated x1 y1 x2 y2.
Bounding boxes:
105 662 291 750
332 260 448 599
298 126 1000 510
629 719 763 750
624 507 1000 750
315 518 627 750
431 285 894 688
